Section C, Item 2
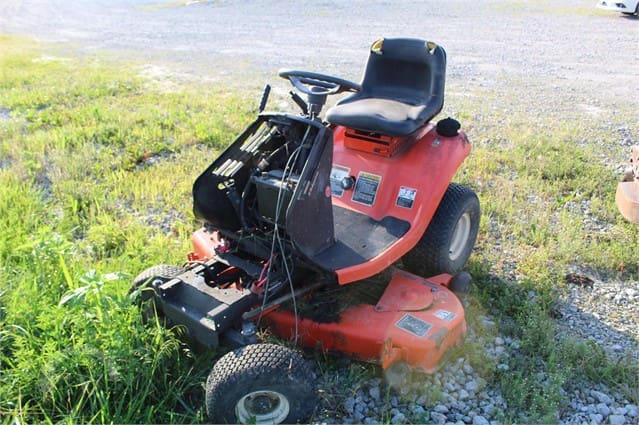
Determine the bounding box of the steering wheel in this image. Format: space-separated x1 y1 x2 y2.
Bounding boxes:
278 69 361 96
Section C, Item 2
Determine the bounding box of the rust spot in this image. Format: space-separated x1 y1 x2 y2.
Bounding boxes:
428 327 448 349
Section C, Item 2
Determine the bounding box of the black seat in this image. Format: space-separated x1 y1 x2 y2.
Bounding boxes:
326 38 446 137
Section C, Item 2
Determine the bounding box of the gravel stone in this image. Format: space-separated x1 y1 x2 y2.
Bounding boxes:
390 412 406 424
344 397 356 414
613 407 627 415
434 404 450 414
597 402 611 417
589 413 604 425
430 411 447 424
591 390 614 405
390 396 399 408
410 404 426 417
472 415 490 425
609 414 626 425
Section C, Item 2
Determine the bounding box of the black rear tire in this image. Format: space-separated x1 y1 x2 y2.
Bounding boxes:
206 344 316 424
402 183 480 277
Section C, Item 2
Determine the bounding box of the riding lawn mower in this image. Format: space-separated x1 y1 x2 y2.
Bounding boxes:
132 37 481 423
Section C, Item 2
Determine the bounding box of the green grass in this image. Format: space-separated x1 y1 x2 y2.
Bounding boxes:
0 36 252 423
1 35 638 423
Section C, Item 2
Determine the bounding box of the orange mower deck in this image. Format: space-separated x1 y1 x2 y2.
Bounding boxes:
616 145 639 225
264 269 466 373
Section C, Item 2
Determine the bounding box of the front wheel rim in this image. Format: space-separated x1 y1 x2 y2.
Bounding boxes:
235 390 290 424
449 212 471 261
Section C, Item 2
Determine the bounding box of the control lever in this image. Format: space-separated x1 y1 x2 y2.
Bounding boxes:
258 84 271 113
289 91 309 116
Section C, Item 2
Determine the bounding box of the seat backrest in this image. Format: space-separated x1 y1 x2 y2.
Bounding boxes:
358 38 446 106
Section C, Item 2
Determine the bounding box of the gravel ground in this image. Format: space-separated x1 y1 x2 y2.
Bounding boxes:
315 326 639 425
2 1 638 423
1 1 638 96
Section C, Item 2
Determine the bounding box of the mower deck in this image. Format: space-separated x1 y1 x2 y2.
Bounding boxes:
617 180 639 224
265 269 466 373
188 228 467 372
616 145 639 224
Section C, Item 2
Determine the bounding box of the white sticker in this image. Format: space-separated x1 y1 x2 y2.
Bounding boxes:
434 309 457 322
330 165 350 198
396 186 417 209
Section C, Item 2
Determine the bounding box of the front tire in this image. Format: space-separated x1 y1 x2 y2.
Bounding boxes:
130 264 185 300
130 264 185 319
402 183 480 276
206 344 317 424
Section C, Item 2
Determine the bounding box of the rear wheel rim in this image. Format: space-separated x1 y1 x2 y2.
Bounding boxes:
449 212 471 261
235 390 290 424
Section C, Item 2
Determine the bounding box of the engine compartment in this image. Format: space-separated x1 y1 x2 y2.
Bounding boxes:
192 114 328 235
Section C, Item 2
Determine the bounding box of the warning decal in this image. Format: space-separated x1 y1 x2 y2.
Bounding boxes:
396 186 417 209
396 314 432 338
352 171 381 206
330 165 350 198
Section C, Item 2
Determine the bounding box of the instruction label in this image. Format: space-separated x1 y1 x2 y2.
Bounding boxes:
396 186 417 209
396 314 432 338
352 171 381 206
329 165 350 198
